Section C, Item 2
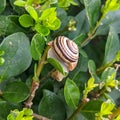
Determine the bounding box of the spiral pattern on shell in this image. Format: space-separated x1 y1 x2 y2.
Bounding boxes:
53 36 79 64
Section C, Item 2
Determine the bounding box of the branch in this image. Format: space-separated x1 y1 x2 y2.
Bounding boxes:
24 46 50 108
68 99 88 120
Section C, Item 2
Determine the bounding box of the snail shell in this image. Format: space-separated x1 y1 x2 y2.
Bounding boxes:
48 36 79 71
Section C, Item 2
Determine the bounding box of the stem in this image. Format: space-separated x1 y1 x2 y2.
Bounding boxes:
24 46 50 108
36 46 50 77
81 14 105 47
68 99 87 120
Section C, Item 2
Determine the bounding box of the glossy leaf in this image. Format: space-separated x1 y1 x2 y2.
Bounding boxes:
30 34 46 60
39 7 61 30
100 99 115 116
101 67 116 82
103 27 120 65
19 14 34 28
0 99 15 119
35 24 50 36
14 0 26 7
101 67 117 89
88 60 100 82
0 16 25 36
0 0 6 13
0 32 32 81
25 5 38 21
83 77 98 98
96 9 120 35
102 0 120 15
84 0 101 30
64 78 80 109
38 90 66 120
47 58 65 75
3 81 29 103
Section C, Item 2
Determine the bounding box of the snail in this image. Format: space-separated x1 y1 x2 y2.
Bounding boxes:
47 36 79 81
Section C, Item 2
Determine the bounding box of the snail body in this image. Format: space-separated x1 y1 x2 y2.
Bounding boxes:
48 36 79 71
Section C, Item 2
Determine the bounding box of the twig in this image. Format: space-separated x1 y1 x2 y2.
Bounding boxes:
67 99 88 120
24 46 50 108
33 113 50 120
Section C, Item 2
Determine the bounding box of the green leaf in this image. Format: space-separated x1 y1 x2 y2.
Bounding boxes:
38 90 66 120
0 16 25 36
101 67 116 82
0 57 5 66
84 0 101 30
19 14 34 28
96 9 120 35
35 24 50 36
25 5 38 21
39 7 61 30
40 7 56 21
64 78 80 109
46 18 61 30
26 0 34 5
103 27 120 65
0 99 15 119
101 67 117 88
88 60 100 82
47 58 65 75
100 99 115 116
3 81 29 103
30 33 46 60
14 0 26 7
82 100 102 112
0 32 32 81
0 0 6 13
102 0 120 15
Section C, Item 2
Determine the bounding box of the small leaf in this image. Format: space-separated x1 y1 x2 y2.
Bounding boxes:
101 67 116 82
19 14 34 28
0 32 32 81
38 90 66 120
0 16 25 36
102 0 120 15
26 0 34 5
30 33 46 60
0 57 5 66
88 60 100 82
103 27 120 65
14 0 26 7
100 99 115 116
46 18 61 30
101 67 117 88
35 24 50 36
64 78 80 109
25 5 38 21
47 58 65 75
0 0 6 13
0 50 5 56
84 0 101 30
3 81 29 103
83 77 98 98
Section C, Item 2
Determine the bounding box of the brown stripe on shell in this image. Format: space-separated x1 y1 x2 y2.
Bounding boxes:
53 36 79 63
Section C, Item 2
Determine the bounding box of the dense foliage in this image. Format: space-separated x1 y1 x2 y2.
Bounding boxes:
0 0 120 120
